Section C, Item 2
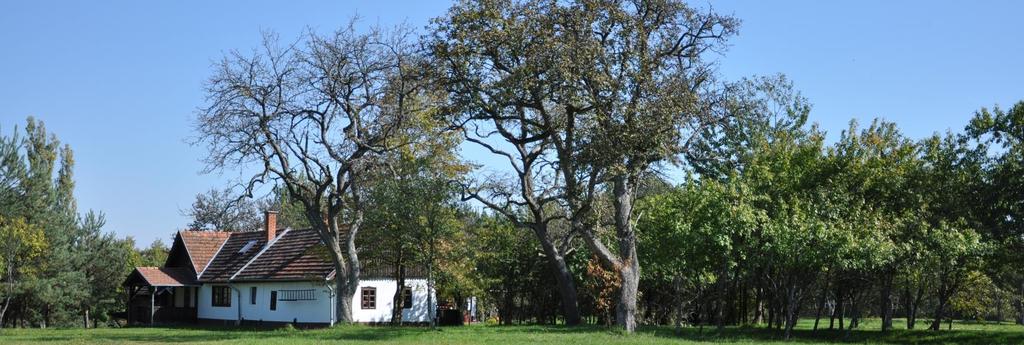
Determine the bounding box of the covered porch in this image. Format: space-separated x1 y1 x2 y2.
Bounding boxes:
123 267 200 325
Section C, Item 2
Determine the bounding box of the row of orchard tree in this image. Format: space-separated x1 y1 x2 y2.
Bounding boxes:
633 92 1024 337
0 118 165 328
188 0 1024 336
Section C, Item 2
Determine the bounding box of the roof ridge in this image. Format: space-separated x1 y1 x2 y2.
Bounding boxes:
196 232 232 280
229 228 292 281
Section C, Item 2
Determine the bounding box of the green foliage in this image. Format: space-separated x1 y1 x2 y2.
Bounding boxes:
136 239 169 267
631 94 1023 333
0 118 137 327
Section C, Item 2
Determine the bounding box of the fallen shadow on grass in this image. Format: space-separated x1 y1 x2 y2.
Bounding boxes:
639 324 1024 344
38 323 1024 344
472 323 1024 344
74 325 414 343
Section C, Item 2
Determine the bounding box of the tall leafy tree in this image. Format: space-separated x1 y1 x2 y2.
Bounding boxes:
433 0 738 331
967 102 1024 324
362 97 467 325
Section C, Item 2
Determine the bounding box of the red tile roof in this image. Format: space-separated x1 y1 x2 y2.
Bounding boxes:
179 230 231 274
198 231 266 282
231 228 426 281
231 229 336 281
130 267 197 286
130 227 423 286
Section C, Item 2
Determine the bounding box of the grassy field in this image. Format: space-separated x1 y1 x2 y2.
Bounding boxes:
1 319 1022 344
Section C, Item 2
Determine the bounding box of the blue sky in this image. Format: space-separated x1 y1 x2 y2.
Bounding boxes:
1 1 1021 247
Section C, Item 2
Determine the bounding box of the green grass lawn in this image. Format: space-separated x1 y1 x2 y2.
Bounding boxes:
1 319 1022 344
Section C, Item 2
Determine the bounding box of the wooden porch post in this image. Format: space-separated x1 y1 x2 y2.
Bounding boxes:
126 287 132 326
150 286 155 325
193 287 199 323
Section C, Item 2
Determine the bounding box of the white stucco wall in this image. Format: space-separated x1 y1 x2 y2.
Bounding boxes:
196 279 433 324
197 281 335 324
351 278 433 323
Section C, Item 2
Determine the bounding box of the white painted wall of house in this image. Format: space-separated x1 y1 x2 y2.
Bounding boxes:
197 281 335 324
196 279 433 324
351 278 432 323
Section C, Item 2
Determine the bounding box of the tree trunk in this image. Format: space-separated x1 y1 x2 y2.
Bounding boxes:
850 294 860 329
1 264 12 328
902 283 912 330
753 285 764 325
740 282 749 325
829 300 836 330
501 282 513 325
813 283 827 331
930 273 960 332
612 176 639 333
879 273 893 332
784 282 800 339
673 276 684 335
930 291 950 331
83 309 90 328
535 232 582 326
336 268 356 324
315 212 362 325
776 300 784 330
427 238 437 329
1017 281 1024 325
996 289 1004 322
391 263 407 325
617 260 640 333
715 262 729 331
837 292 845 330
0 296 10 328
579 175 640 333
906 280 924 330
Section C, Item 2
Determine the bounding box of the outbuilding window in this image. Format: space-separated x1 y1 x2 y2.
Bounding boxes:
250 287 257 305
361 287 376 309
402 286 413 309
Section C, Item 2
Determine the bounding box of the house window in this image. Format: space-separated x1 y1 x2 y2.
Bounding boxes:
402 286 413 309
212 286 231 307
361 287 376 309
270 291 277 311
250 287 257 305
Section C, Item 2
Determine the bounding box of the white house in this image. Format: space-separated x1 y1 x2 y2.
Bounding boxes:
123 212 435 326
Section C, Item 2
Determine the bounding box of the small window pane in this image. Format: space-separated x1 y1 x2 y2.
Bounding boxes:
361 287 376 309
402 287 413 309
250 287 257 305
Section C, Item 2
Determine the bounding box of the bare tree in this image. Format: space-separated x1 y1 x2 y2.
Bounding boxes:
183 187 271 232
432 0 585 325
192 21 428 323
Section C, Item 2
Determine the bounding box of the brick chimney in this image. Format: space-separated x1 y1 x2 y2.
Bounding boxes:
264 211 278 243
